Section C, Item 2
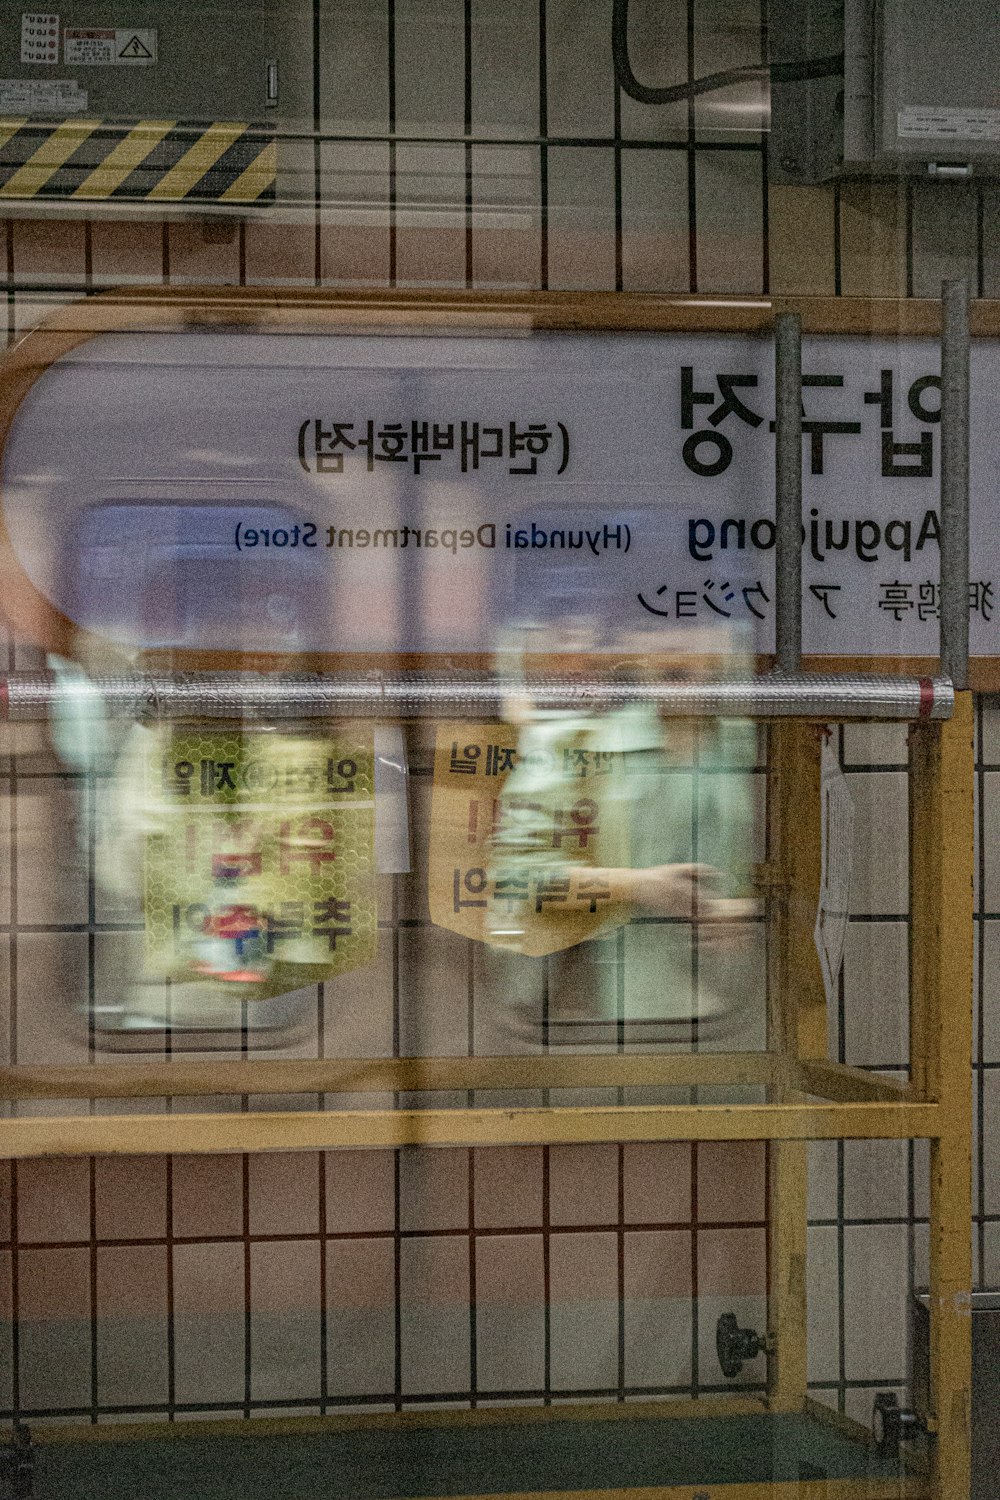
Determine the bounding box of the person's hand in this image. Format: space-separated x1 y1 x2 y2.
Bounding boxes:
631 863 758 949
631 862 721 915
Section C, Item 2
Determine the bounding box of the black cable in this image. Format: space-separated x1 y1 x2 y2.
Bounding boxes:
612 0 842 107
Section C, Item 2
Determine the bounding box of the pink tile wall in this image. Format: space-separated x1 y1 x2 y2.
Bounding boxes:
0 0 991 1435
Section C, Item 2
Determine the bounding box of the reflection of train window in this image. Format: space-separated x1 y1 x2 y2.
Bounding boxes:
68 499 329 654
49 498 409 1052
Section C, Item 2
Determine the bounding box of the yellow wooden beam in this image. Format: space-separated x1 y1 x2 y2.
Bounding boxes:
32 1396 769 1444
796 1059 918 1104
0 1099 943 1159
396 1485 923 1500
0 1050 779 1102
766 723 826 1413
910 698 975 1500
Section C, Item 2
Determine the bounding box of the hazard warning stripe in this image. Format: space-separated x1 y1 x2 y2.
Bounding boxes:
0 118 27 153
71 119 175 198
0 119 276 202
0 118 100 198
219 142 279 204
146 121 247 201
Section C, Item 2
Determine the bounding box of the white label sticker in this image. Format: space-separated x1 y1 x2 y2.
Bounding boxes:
898 105 1000 142
814 736 854 1009
21 12 60 64
64 27 156 65
0 77 85 112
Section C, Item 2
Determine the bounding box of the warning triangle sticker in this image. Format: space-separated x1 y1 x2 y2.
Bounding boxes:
118 33 153 58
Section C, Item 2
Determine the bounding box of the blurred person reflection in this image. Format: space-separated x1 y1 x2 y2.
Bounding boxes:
487 612 759 1047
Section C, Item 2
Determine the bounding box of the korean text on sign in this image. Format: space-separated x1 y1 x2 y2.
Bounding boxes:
429 722 626 957
143 727 377 995
298 419 570 476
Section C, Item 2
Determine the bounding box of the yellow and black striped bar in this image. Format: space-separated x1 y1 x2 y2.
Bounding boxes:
0 118 275 202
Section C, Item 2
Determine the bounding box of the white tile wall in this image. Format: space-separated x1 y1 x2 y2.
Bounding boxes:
0 0 992 1441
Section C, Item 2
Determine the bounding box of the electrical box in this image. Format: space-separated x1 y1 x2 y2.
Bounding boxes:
770 0 1000 184
912 1291 1000 1500
0 1 311 213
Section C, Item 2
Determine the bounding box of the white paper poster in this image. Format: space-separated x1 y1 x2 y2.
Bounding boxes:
815 736 855 1006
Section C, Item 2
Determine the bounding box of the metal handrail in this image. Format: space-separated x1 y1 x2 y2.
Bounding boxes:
0 670 953 722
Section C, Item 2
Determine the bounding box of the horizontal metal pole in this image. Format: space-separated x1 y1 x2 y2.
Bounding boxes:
0 671 954 721
774 310 803 673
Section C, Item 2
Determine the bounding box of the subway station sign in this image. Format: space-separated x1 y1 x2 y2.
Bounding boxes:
0 294 996 665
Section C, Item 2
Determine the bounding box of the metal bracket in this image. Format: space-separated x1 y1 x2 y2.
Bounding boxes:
716 1313 769 1378
873 1392 922 1451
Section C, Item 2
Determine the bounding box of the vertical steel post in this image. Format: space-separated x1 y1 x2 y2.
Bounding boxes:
940 279 970 690
774 312 803 672
769 310 809 1415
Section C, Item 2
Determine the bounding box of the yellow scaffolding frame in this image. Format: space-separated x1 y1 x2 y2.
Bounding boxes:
0 696 975 1500
0 290 978 1500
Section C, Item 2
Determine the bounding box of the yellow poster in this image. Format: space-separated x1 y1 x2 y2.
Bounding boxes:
144 724 376 998
429 720 626 957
